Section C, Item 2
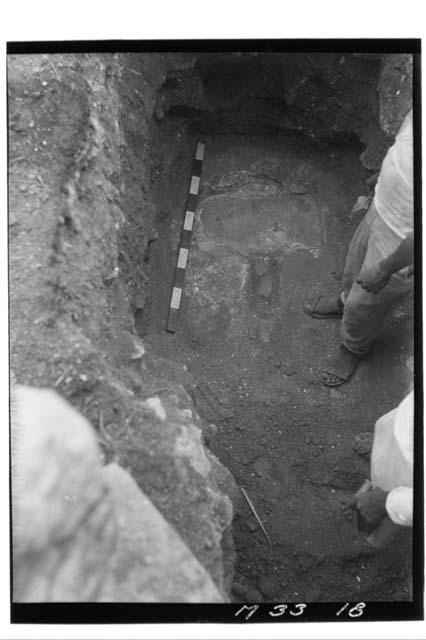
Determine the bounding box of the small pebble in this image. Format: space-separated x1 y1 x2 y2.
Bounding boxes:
258 575 281 599
245 587 263 602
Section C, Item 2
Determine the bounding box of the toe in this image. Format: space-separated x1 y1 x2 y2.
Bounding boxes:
320 371 344 386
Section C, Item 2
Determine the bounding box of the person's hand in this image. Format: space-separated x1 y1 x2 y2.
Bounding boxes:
356 487 388 527
356 263 391 294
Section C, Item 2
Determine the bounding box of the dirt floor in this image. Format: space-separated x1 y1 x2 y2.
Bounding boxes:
147 127 413 602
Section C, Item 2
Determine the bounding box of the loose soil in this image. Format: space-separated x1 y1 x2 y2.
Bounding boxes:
147 127 413 602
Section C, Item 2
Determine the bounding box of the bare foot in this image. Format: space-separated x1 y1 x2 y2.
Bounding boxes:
341 494 357 521
321 345 361 387
354 432 374 459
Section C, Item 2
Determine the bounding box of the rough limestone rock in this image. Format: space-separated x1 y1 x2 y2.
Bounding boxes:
378 54 413 137
360 54 413 170
100 463 224 602
360 54 413 171
114 387 237 595
12 385 117 602
12 385 228 603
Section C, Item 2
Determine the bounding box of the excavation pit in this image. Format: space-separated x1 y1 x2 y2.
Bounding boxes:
9 50 414 606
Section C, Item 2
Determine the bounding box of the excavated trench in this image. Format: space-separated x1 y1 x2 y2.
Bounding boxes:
142 54 414 602
9 51 413 603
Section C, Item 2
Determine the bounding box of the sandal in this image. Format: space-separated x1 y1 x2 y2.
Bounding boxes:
303 294 344 319
320 345 361 387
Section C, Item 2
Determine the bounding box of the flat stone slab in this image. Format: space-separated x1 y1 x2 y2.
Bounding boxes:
184 150 324 342
199 192 322 255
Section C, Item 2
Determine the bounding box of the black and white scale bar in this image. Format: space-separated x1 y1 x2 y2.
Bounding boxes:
166 141 205 333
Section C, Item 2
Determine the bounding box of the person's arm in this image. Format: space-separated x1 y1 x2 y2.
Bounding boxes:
356 232 414 294
385 486 413 527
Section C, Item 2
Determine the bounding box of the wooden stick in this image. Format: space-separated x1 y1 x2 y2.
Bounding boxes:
240 486 272 552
